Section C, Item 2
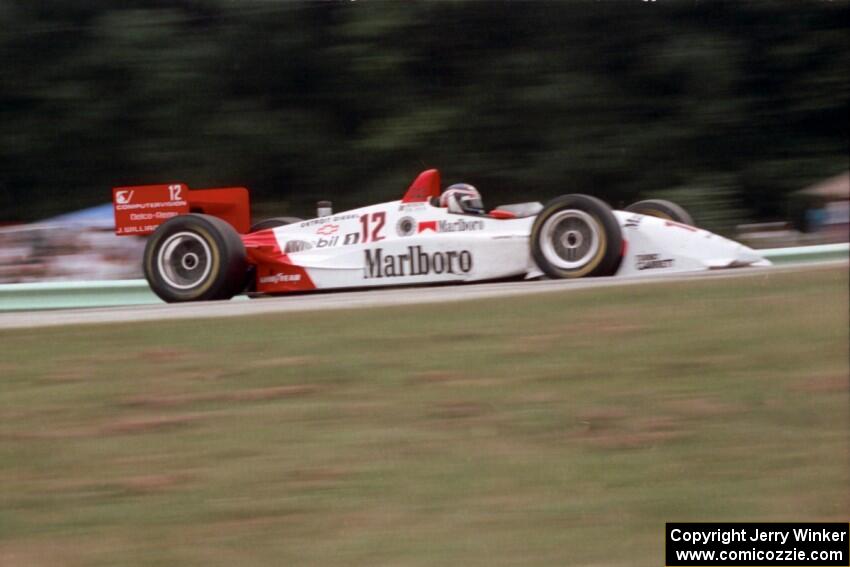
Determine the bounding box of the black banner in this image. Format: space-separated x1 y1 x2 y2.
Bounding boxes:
666 523 849 566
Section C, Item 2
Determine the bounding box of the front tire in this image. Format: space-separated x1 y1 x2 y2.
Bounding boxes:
531 194 623 279
144 214 248 303
624 199 695 226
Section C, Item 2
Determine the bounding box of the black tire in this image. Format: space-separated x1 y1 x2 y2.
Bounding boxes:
144 214 248 303
531 194 623 279
249 216 303 232
624 199 695 227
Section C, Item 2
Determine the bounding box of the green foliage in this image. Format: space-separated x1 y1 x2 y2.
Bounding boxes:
0 1 847 222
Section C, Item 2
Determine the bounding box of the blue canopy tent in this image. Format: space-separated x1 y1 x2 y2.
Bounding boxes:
41 203 114 229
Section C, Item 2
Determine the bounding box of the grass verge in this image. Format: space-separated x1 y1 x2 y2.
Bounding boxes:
1 267 847 566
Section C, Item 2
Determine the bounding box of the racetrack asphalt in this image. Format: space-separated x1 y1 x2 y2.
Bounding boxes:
0 260 845 330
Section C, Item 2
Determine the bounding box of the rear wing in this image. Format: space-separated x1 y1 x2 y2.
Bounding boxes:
112 184 250 236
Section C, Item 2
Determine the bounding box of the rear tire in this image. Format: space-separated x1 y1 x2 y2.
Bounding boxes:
624 199 695 227
144 214 247 303
531 194 623 278
249 216 303 232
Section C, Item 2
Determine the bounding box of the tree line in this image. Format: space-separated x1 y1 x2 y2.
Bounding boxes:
1 1 847 233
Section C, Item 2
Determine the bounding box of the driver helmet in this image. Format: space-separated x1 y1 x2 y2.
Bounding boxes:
440 183 484 215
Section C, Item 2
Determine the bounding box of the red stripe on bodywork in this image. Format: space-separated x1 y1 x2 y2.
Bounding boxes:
241 230 316 293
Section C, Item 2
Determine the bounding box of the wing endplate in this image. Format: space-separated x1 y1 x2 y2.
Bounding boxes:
112 184 250 235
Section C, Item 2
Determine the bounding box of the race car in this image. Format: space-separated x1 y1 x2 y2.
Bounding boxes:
112 169 770 303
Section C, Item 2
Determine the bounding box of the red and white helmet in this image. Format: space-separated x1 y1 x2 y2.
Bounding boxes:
439 183 484 215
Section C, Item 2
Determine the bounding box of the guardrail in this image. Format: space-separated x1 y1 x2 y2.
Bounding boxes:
757 242 849 263
0 279 159 311
0 243 846 312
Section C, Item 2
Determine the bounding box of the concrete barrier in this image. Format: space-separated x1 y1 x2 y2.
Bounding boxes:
0 279 158 311
759 242 849 264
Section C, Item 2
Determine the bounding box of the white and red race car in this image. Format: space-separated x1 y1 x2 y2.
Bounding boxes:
112 169 769 303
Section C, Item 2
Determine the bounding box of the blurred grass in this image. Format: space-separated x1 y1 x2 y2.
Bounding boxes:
0 267 847 566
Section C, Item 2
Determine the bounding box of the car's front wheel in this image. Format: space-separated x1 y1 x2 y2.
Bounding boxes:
144 214 248 303
624 199 695 226
531 194 623 279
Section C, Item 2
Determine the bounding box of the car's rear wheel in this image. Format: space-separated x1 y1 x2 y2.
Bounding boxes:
144 214 247 303
249 216 303 232
624 199 695 226
531 194 623 278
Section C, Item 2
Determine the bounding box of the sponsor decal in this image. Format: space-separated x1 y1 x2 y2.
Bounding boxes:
284 240 313 253
300 213 358 228
283 234 360 251
624 214 642 229
114 199 187 211
129 211 179 220
364 246 473 278
285 235 359 251
399 202 426 212
419 220 437 233
113 184 190 235
119 225 160 234
314 236 340 248
114 185 186 212
636 253 674 270
437 219 484 232
316 224 339 235
294 237 342 250
259 273 303 284
417 219 485 233
396 216 416 237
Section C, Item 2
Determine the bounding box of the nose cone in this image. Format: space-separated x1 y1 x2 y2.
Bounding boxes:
701 241 772 269
736 244 772 267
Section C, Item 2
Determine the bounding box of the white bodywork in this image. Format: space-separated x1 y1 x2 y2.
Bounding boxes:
266 199 769 289
613 210 770 276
